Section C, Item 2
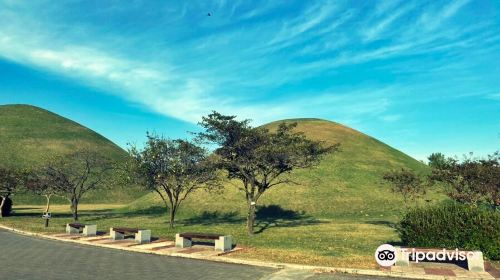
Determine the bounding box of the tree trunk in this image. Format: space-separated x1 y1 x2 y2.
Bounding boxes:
70 199 79 221
44 195 52 213
44 195 52 228
247 202 256 235
0 195 11 218
0 196 5 218
169 206 176 228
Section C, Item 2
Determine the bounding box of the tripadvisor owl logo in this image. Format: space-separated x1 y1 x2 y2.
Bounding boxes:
375 244 397 266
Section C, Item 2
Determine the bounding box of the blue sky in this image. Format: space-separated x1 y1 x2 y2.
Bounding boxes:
0 0 499 160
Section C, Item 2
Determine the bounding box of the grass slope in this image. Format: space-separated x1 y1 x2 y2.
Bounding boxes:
1 112 444 267
130 118 433 219
0 104 144 203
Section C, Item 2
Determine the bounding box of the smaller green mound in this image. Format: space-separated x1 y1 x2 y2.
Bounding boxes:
0 104 145 203
128 118 440 220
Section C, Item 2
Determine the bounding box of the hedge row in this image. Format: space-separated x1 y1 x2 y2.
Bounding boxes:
397 203 500 260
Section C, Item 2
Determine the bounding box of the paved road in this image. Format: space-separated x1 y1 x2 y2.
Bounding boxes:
0 229 400 280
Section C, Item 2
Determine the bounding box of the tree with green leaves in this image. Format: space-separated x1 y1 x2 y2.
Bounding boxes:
429 152 499 209
37 149 114 221
0 166 22 217
427 152 452 170
197 112 337 235
128 134 220 228
383 168 425 206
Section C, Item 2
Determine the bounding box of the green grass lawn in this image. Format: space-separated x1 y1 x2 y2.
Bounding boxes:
1 203 403 269
0 108 448 268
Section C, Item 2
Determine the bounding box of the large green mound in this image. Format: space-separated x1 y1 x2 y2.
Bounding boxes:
0 104 124 166
0 104 143 203
130 118 434 219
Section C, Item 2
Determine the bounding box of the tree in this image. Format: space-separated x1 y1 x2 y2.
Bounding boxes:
128 135 220 228
429 152 499 209
38 149 114 221
427 152 452 170
479 152 500 210
0 166 22 217
25 169 61 226
197 112 337 235
383 168 425 206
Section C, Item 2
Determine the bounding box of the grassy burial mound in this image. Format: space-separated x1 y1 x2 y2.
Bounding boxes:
1 110 441 267
0 104 144 203
129 118 433 220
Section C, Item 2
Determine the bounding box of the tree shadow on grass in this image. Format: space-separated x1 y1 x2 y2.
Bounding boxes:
254 204 324 234
10 208 118 218
181 211 245 226
10 206 167 220
83 206 167 222
364 220 403 246
365 220 398 229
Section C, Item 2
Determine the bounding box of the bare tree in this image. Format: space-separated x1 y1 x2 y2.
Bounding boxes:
38 149 114 221
383 168 426 206
128 135 220 228
197 112 337 235
25 169 62 226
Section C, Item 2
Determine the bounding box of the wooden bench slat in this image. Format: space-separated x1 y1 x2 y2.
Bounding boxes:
68 223 85 228
179 232 223 240
113 227 139 234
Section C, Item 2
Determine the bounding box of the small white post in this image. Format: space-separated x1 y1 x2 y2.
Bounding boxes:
135 230 151 244
215 235 233 252
467 251 485 272
110 228 124 240
83 225 97 237
175 234 192 248
66 224 80 234
394 247 410 266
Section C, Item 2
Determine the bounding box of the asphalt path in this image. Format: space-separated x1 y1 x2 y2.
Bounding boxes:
0 229 401 280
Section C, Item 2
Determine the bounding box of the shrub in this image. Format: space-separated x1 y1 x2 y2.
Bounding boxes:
397 203 500 260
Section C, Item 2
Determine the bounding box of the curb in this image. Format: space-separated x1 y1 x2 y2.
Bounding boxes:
0 224 479 280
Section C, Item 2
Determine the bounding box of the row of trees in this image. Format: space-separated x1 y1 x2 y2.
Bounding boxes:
1 112 336 235
0 150 114 221
126 112 337 234
383 152 499 209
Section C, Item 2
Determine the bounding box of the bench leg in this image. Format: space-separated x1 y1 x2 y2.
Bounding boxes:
110 228 124 240
66 224 80 234
467 251 484 272
83 225 97 237
135 230 151 244
175 234 192 248
395 247 410 266
215 235 233 252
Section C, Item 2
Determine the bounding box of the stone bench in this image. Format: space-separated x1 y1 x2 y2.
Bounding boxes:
395 247 485 272
110 227 151 244
175 232 232 252
66 223 97 237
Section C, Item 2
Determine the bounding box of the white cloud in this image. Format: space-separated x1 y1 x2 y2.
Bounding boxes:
418 0 470 31
0 0 495 128
380 114 401 122
363 3 416 42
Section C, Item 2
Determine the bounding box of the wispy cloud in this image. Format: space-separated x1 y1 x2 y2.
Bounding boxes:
0 0 497 128
362 2 416 42
418 0 471 31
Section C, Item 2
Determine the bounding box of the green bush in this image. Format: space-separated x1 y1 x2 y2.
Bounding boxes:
397 203 500 260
